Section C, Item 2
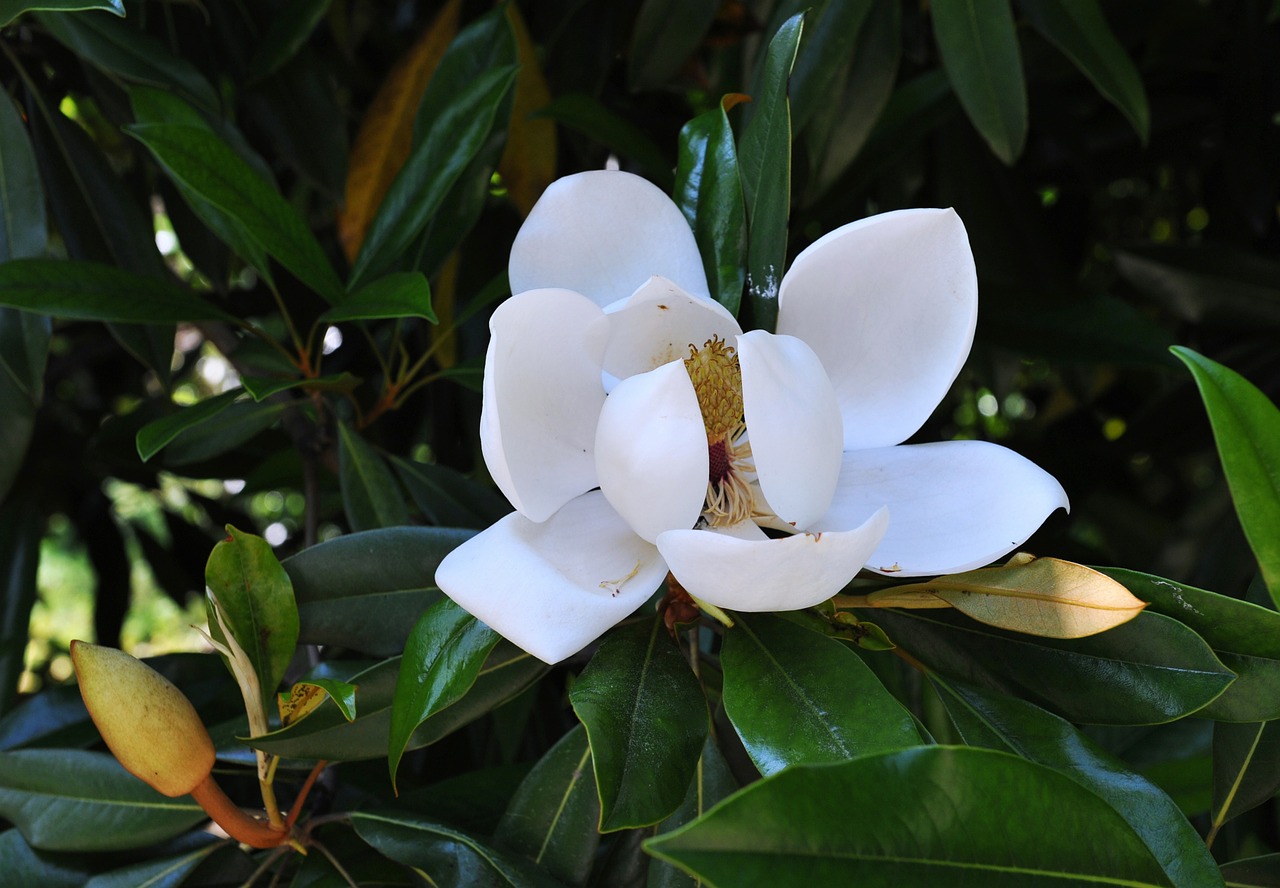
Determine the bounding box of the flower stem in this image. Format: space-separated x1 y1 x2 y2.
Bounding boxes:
190 774 289 848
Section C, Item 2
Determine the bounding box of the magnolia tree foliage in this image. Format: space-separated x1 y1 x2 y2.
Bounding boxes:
1 1 1279 886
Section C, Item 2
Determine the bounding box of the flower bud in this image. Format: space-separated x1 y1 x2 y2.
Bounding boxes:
71 640 216 798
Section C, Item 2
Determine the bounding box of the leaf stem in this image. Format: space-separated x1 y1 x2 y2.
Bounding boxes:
190 773 289 849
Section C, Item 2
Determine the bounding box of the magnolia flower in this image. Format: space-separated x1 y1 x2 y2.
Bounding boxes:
437 170 1068 664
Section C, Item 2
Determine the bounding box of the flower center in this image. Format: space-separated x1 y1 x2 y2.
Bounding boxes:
684 337 754 527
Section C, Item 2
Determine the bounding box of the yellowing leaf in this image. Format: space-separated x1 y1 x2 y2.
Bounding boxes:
495 2 555 216
927 555 1146 638
278 683 328 727
338 0 462 261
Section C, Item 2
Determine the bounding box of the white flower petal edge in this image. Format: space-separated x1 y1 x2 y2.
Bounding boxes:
657 507 889 611
777 208 977 450
816 440 1069 576
436 492 668 664
480 288 609 522
602 276 742 380
509 170 710 307
595 361 708 544
738 331 843 530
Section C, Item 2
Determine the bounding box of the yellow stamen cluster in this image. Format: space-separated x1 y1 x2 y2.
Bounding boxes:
684 337 754 527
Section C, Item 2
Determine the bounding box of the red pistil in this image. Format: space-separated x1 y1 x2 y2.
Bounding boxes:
708 438 731 486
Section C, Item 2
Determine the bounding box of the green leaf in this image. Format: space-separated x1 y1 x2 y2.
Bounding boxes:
494 724 600 886
536 94 674 192
932 676 1223 888
350 810 562 888
281 678 359 725
1172 347 1280 604
388 599 500 788
248 645 545 761
159 399 286 466
0 828 95 887
931 0 1027 164
135 389 243 462
205 525 300 713
83 837 226 888
674 97 747 316
872 608 1235 724
627 0 718 91
1210 721 1280 837
239 371 359 402
350 10 517 287
645 747 1176 887
0 490 42 716
321 272 436 324
569 617 708 831
721 614 920 776
0 259 236 323
0 749 205 851
0 93 47 262
738 13 802 332
1019 0 1150 142
126 122 344 303
34 9 218 111
285 526 472 656
0 0 120 26
1104 569 1280 722
337 422 412 531
0 311 45 504
788 0 875 135
246 0 333 82
647 738 738 888
391 456 512 529
1220 854 1280 887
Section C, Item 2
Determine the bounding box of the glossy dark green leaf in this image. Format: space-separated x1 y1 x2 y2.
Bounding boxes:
1210 721 1280 836
321 272 435 324
391 456 511 529
536 94 674 191
802 0 900 200
932 676 1222 888
1220 854 1280 887
627 0 718 91
738 13 802 332
0 259 235 323
1173 347 1280 604
83 836 225 888
248 644 544 761
931 0 1027 164
0 749 205 851
0 93 46 261
0 0 120 25
674 97 746 315
205 525 300 711
0 490 41 716
34 9 218 111
645 747 1175 887
246 0 333 82
872 608 1234 725
351 810 561 888
1113 244 1280 328
494 724 600 886
135 389 242 462
0 828 95 888
285 526 472 656
721 614 920 776
1019 0 1150 142
159 398 286 466
349 8 517 287
239 371 359 402
0 311 44 505
126 123 343 303
788 0 874 135
647 738 738 888
1104 569 1280 722
389 599 499 787
569 618 708 831
337 422 412 531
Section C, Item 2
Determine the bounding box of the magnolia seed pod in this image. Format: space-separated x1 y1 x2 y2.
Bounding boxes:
71 640 216 797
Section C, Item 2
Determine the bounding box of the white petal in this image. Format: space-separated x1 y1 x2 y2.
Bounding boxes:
777 208 977 449
481 289 608 522
602 276 742 380
816 440 1069 576
596 360 708 543
657 508 888 611
738 331 843 530
509 170 710 308
436 492 669 664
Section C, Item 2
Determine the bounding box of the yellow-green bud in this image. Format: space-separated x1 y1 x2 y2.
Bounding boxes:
71 640 216 798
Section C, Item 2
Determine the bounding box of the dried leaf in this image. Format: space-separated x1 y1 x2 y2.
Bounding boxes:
927 555 1147 638
495 3 556 216
338 0 462 261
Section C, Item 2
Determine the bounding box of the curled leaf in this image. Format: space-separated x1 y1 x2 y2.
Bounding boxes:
278 679 358 727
